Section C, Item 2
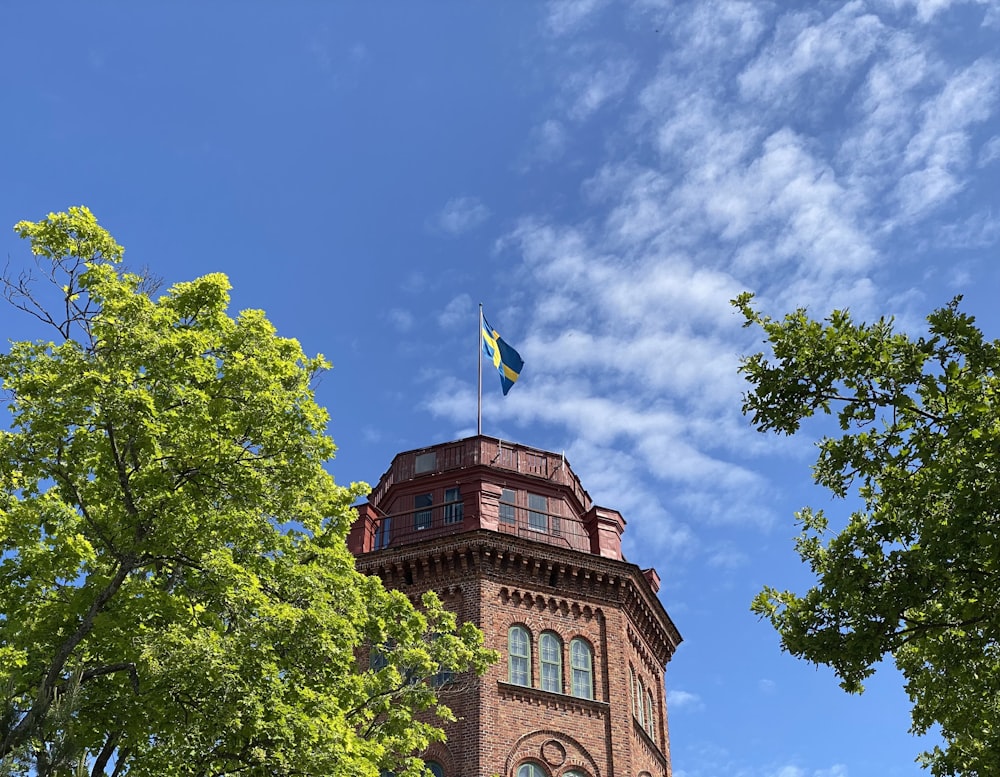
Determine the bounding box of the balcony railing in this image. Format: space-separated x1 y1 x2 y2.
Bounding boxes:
368 436 591 515
367 502 591 553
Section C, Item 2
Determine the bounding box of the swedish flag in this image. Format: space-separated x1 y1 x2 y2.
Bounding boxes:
482 315 524 395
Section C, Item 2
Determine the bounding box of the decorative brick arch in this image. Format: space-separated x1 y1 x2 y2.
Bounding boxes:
504 730 600 777
422 741 454 776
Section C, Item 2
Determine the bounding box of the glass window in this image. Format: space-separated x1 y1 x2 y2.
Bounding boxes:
539 631 562 693
426 761 444 777
564 771 589 777
499 488 516 524
508 625 531 687
636 678 646 727
528 493 547 532
645 689 656 738
517 763 546 777
444 487 463 524
570 638 594 700
629 666 637 716
414 493 432 530
414 451 436 473
374 517 391 549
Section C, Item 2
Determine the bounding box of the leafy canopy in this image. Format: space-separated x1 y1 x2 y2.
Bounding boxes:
734 292 1000 777
0 207 495 777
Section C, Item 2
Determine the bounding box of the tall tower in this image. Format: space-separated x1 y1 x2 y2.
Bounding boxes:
348 436 681 777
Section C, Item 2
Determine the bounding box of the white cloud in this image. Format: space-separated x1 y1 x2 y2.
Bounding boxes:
386 308 414 332
434 196 491 236
979 134 1000 166
667 689 703 710
567 57 637 121
545 0 611 37
895 58 1000 220
738 4 884 109
438 293 473 330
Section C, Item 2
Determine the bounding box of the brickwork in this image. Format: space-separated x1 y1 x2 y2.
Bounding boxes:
353 437 682 777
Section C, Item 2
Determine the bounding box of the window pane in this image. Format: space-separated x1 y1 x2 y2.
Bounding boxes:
645 690 655 737
528 493 547 531
444 487 463 524
517 763 546 777
375 517 391 549
509 626 530 687
414 451 436 473
499 488 516 524
540 632 561 693
427 761 444 777
570 638 593 700
415 493 432 530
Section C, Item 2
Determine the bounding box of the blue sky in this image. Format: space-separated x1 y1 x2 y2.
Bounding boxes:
2 2 999 776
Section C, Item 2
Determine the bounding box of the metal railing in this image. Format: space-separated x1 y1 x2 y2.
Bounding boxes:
366 502 591 553
367 437 592 514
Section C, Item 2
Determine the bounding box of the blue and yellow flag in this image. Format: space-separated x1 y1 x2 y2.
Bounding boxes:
482 314 524 395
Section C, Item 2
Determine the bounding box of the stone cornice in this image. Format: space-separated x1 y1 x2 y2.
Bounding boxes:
355 529 682 664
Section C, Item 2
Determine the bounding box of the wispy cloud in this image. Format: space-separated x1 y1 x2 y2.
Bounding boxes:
438 293 473 330
431 1 1000 572
433 196 491 236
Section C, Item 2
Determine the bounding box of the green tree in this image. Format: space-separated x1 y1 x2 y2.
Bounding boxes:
0 207 495 777
734 292 1000 777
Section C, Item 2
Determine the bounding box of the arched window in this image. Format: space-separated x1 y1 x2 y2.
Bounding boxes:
563 771 589 777
645 688 656 738
508 625 531 687
426 761 444 777
636 677 646 727
539 631 562 693
517 762 547 777
570 638 593 700
629 665 638 716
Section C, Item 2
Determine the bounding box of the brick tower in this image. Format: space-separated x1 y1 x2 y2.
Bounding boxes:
347 436 681 777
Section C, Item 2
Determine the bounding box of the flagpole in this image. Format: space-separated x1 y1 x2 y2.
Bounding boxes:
477 303 483 436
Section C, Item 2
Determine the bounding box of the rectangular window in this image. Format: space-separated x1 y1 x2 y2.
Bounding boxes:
374 518 391 550
414 451 437 473
528 493 547 532
444 487 463 524
499 488 516 524
414 493 432 530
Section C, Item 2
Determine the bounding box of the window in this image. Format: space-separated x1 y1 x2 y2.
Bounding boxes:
528 493 547 532
629 666 637 716
517 763 546 777
508 625 531 686
636 678 646 727
499 488 516 524
444 487 463 524
645 688 656 738
414 493 432 530
570 638 594 700
539 631 562 693
415 451 436 473
564 771 589 777
426 761 444 777
374 517 391 549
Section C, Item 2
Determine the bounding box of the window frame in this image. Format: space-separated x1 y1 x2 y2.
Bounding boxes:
527 492 548 532
516 762 547 777
508 625 531 687
443 487 463 524
414 492 433 530
569 637 594 700
499 488 517 524
539 631 563 693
